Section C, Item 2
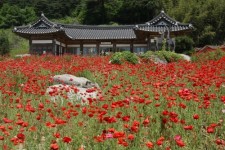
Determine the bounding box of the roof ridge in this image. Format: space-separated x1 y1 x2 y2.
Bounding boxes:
60 24 135 29
146 11 192 27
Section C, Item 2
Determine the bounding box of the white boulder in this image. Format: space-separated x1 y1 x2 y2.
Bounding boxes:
53 74 99 88
15 54 31 58
179 54 191 61
46 84 100 105
149 55 168 64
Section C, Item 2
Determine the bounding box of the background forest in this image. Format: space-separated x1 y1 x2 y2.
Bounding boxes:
0 0 225 55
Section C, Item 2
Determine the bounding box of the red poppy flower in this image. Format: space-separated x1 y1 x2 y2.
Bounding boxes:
184 125 193 130
54 132 60 138
193 114 199 119
143 117 150 126
17 133 25 141
50 143 59 150
113 131 125 138
176 140 185 147
122 116 130 122
156 136 165 146
63 136 72 143
127 134 135 141
3 118 13 123
0 136 4 140
146 141 154 148
207 127 214 133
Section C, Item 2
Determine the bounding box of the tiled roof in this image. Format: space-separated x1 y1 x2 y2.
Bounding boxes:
13 11 193 39
63 25 136 40
134 24 192 32
14 26 62 34
134 10 193 33
13 13 63 35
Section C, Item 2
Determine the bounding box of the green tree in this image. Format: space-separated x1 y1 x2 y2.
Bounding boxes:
117 0 161 24
4 0 35 8
0 4 36 28
0 4 22 28
175 36 194 53
162 0 225 46
104 0 123 23
21 7 37 25
34 0 78 19
0 31 10 56
79 0 107 24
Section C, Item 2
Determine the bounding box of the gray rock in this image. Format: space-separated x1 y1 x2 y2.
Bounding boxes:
15 54 31 58
46 84 100 105
149 55 168 64
53 74 99 88
179 54 191 61
48 74 101 105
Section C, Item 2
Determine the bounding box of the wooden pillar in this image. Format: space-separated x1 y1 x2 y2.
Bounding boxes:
80 42 83 55
60 42 62 56
113 42 116 52
97 42 100 55
53 39 56 55
29 39 32 54
130 41 134 53
65 44 67 54
173 38 176 52
147 36 151 51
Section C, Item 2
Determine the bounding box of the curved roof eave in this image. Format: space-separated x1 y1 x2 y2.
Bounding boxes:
146 10 193 27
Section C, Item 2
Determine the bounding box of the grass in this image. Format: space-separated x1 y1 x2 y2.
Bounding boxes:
0 29 29 57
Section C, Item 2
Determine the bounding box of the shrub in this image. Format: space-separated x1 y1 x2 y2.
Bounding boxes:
141 50 183 63
110 51 139 64
0 31 10 56
140 51 154 60
121 51 139 64
192 48 225 62
110 52 123 64
155 51 183 62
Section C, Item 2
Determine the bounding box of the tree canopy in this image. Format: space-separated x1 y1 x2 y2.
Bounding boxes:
0 31 10 55
1 0 225 47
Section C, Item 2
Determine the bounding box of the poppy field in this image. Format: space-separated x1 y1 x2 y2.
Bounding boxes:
0 55 225 150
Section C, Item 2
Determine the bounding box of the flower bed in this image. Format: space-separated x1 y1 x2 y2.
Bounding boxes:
0 55 225 149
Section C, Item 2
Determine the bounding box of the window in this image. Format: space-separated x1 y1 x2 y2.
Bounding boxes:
32 44 53 55
83 47 97 56
116 44 130 52
134 47 147 54
67 47 80 55
134 44 147 55
83 45 97 56
100 44 113 55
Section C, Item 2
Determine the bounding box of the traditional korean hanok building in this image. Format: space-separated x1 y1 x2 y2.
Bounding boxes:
13 11 193 55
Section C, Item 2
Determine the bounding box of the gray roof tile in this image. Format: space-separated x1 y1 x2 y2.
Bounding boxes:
13 11 193 39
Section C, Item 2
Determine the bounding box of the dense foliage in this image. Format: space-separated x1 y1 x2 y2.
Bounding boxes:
175 36 194 54
0 55 225 149
1 0 225 47
141 50 184 63
110 51 139 64
0 31 10 55
0 4 36 28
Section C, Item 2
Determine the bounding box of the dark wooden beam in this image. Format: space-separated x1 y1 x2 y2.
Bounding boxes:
130 40 134 53
96 42 100 55
53 39 56 55
80 42 83 55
